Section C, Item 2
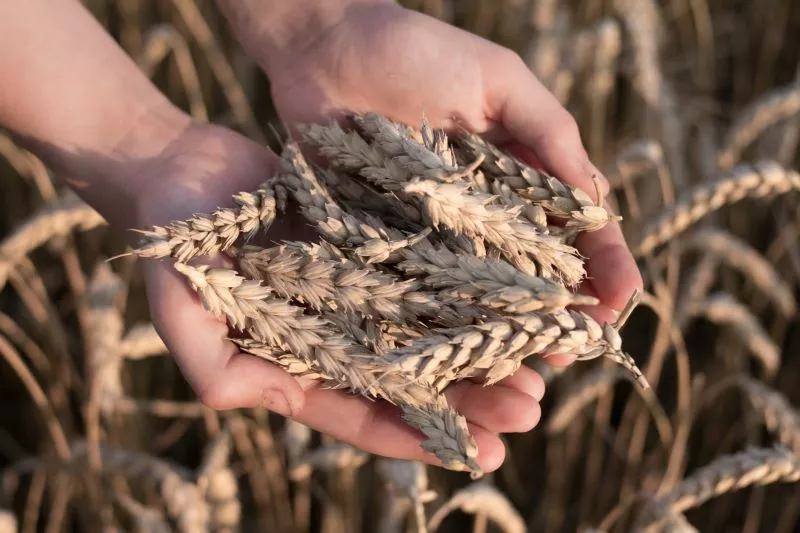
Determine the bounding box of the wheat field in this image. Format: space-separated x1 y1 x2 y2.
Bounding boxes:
2 0 800 532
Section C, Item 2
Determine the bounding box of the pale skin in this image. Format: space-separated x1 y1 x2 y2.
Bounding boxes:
0 0 642 472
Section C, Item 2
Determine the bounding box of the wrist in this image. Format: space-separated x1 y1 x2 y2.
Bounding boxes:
216 0 398 75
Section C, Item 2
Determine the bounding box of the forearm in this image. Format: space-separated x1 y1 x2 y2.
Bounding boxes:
214 0 395 75
0 0 189 226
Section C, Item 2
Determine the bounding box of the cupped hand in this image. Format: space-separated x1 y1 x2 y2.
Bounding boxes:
132 121 546 473
266 2 643 332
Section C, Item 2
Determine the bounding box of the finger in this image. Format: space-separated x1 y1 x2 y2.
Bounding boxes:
575 220 644 311
485 52 609 199
294 386 506 473
445 379 541 433
471 365 545 401
143 260 305 415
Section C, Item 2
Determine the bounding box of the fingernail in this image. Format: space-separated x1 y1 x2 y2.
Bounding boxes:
533 385 545 402
261 388 294 417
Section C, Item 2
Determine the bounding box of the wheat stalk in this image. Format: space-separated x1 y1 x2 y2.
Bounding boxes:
546 367 630 434
114 493 172 533
635 161 800 256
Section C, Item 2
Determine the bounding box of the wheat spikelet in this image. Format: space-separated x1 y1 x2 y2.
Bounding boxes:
288 442 370 482
427 482 525 533
387 311 647 391
718 85 800 169
120 323 168 359
684 228 796 317
456 132 616 232
635 161 800 256
686 293 780 378
72 441 208 533
0 193 105 289
738 378 800 454
657 446 800 514
0 510 16 533
133 185 276 261
546 367 630 434
196 428 240 533
377 459 436 533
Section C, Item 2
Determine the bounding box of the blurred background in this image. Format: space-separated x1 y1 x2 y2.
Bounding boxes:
1 0 800 531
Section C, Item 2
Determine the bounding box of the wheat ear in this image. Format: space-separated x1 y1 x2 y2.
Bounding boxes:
237 242 476 327
738 378 800 454
456 131 616 232
196 428 240 533
0 193 105 290
301 120 586 284
685 293 780 378
387 312 647 391
133 185 276 261
635 161 800 256
427 482 525 533
718 84 800 168
684 228 796 317
657 446 800 514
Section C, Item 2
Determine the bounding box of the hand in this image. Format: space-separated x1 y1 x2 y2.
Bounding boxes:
264 2 642 326
132 122 545 473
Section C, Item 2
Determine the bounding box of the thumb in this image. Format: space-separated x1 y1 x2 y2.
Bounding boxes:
485 52 609 200
143 259 305 415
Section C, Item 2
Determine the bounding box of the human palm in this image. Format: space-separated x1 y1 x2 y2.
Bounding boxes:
140 4 641 474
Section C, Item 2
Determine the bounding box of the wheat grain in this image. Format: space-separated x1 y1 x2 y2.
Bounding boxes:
685 293 780 378
684 228 796 317
133 184 276 261
427 482 525 533
635 161 800 256
719 85 800 169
